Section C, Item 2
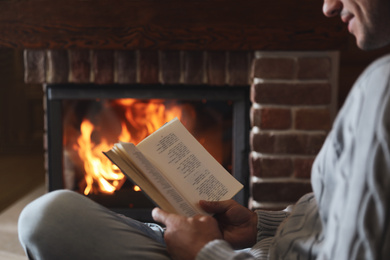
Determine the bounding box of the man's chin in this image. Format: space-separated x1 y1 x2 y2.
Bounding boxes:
358 40 390 51
355 31 390 51
353 36 370 51
356 40 373 51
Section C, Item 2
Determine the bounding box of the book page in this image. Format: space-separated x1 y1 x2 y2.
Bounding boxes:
105 143 201 216
137 118 243 209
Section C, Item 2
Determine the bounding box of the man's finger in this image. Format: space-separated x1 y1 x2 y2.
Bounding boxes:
152 207 170 225
199 199 235 214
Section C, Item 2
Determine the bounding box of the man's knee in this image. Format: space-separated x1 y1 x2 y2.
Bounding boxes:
18 190 83 248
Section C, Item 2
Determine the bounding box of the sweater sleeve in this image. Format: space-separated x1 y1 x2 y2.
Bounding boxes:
196 240 255 260
255 209 290 242
196 209 290 260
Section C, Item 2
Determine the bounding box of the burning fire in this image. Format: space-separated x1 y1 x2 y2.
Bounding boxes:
75 99 190 195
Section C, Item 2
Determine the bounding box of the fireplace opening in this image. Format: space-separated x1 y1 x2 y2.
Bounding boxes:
46 84 250 221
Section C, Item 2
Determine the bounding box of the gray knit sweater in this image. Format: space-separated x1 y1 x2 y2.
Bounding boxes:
197 54 390 260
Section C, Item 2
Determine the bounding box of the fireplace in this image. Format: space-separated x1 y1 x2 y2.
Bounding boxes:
46 83 250 221
24 48 338 214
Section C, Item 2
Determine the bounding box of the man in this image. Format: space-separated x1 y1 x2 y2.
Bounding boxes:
18 0 390 259
322 0 390 50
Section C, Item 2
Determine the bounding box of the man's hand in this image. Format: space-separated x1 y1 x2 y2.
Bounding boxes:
152 208 222 260
200 200 258 249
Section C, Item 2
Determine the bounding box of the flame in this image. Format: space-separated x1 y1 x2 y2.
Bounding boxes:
76 98 191 195
77 119 126 195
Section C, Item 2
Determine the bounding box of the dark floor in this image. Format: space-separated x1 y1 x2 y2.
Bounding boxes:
0 154 45 213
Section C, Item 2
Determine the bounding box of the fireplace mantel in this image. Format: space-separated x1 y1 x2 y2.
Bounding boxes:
0 0 347 50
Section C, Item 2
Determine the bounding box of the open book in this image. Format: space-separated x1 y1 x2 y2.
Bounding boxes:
103 117 243 217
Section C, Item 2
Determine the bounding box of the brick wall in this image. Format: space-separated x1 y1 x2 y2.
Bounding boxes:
249 51 339 210
24 49 252 86
24 49 339 209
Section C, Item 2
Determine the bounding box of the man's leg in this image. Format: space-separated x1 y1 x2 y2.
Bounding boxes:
18 190 170 260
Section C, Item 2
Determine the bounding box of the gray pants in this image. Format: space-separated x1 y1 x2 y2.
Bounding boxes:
18 190 171 260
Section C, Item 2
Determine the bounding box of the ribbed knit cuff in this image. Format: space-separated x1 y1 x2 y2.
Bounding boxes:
256 210 290 242
196 239 235 260
196 210 290 260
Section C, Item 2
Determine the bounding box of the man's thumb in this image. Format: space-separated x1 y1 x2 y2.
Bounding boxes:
199 200 232 214
152 207 169 224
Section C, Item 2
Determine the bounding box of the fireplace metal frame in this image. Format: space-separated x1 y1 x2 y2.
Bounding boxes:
45 83 250 221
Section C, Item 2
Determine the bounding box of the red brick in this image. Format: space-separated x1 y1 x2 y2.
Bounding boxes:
47 50 69 83
250 155 293 178
228 51 250 85
161 50 181 84
293 157 315 179
297 57 331 79
252 57 295 79
251 82 331 105
252 181 312 203
206 51 226 85
295 108 331 131
250 132 326 155
139 50 159 84
183 51 204 84
115 50 136 84
250 106 262 127
93 50 114 84
24 49 46 83
70 49 90 83
260 107 291 130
